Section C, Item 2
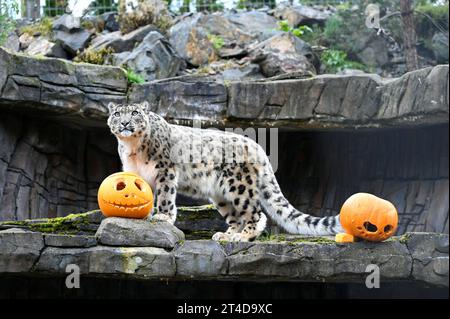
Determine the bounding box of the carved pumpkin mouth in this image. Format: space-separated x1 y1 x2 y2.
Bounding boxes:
102 200 152 209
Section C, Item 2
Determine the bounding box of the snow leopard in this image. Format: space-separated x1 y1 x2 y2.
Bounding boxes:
106 101 343 242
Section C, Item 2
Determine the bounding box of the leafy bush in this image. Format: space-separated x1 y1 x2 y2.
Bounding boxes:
20 17 53 36
207 34 224 51
74 47 115 65
0 0 18 45
321 49 366 73
278 20 313 39
118 0 173 34
415 2 449 53
126 69 145 84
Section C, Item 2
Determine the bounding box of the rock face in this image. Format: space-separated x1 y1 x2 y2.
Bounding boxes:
169 13 254 67
0 49 448 234
54 29 92 56
250 33 318 77
0 229 448 287
227 65 449 127
274 4 334 27
0 47 127 122
0 229 44 273
95 217 185 249
44 234 97 247
114 31 182 81
24 37 68 59
128 76 227 121
35 246 176 277
0 113 120 220
432 32 449 64
1 48 447 129
90 24 159 53
223 11 279 41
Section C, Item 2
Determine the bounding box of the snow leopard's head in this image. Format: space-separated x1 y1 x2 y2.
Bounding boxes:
107 102 150 139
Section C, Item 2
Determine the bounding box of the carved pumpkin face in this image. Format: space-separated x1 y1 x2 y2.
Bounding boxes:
340 193 398 242
97 172 154 219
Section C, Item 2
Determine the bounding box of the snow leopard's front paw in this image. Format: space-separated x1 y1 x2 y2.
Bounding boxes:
230 233 250 242
151 213 174 224
212 232 231 242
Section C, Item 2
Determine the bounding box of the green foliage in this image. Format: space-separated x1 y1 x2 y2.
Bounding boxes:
74 47 115 65
20 17 53 36
237 0 275 10
208 34 224 51
415 2 449 52
278 20 313 39
321 49 366 73
126 69 145 84
118 0 173 34
0 0 18 45
196 0 224 12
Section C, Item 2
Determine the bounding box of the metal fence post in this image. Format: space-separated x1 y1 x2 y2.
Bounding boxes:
25 0 40 20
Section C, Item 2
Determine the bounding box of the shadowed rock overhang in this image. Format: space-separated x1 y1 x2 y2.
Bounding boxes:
1 47 448 130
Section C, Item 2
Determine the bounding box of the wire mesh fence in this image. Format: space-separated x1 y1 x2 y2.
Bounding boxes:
34 0 354 18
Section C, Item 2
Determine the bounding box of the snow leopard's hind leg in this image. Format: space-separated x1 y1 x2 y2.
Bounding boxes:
229 198 267 242
212 197 267 242
211 200 239 241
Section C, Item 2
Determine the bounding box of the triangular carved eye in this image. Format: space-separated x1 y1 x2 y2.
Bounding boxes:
116 181 126 191
134 179 144 191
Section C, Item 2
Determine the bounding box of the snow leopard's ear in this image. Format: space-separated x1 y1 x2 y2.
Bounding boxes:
140 101 151 114
107 102 116 114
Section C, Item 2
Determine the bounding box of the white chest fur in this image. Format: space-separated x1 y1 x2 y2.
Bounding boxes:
118 138 158 190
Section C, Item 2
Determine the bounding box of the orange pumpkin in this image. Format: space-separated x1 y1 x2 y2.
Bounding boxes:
97 172 154 219
338 193 398 242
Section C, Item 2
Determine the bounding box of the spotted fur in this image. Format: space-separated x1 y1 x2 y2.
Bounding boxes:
107 102 343 242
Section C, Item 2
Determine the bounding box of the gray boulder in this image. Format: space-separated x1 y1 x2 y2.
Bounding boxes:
169 13 254 66
0 228 44 272
100 12 120 32
24 37 68 59
432 32 449 63
18 33 34 50
274 4 334 27
115 31 182 81
52 14 81 32
89 24 159 53
223 11 279 41
2 32 20 52
96 217 185 249
54 29 92 55
250 32 318 77
355 34 390 67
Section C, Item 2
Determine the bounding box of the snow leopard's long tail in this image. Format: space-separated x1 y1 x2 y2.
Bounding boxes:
259 173 343 236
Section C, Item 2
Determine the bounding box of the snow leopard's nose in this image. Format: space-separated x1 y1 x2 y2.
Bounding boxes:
121 121 130 128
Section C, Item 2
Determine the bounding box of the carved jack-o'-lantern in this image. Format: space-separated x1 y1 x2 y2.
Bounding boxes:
337 193 398 242
97 172 154 219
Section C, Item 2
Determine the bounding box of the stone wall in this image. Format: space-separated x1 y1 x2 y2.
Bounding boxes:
0 49 448 234
0 112 120 221
275 125 449 234
0 109 447 235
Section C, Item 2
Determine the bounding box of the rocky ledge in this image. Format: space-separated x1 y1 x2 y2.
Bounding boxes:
0 214 448 287
1 48 448 129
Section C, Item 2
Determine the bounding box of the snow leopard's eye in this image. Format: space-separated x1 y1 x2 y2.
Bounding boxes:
131 110 139 116
113 112 120 117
